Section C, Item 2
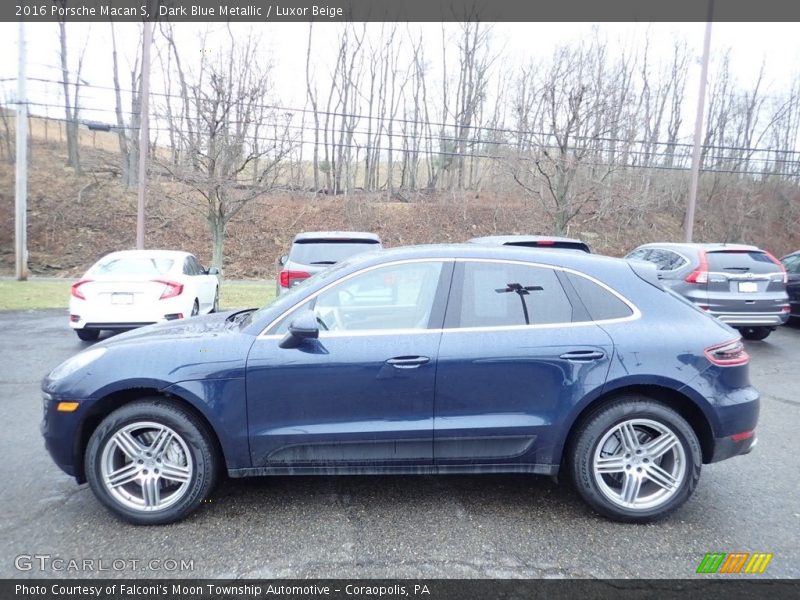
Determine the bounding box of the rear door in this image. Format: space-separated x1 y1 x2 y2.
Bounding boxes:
706 250 786 316
433 260 618 470
782 254 800 315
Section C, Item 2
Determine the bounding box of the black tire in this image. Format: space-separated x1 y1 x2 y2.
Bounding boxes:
191 299 199 317
76 328 100 341
211 288 219 313
85 398 219 525
738 326 772 341
569 397 702 523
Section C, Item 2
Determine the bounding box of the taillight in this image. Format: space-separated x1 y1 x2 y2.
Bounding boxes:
71 279 93 300
685 250 709 284
279 270 310 288
153 279 184 300
764 251 787 284
782 304 791 313
704 339 749 366
536 240 555 246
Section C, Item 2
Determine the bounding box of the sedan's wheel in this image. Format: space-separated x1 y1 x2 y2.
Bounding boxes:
191 299 199 317
85 399 218 525
211 288 219 313
570 397 701 522
738 326 771 341
75 328 100 342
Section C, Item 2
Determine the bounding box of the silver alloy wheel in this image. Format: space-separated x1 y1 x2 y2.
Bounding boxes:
592 418 686 511
100 421 193 512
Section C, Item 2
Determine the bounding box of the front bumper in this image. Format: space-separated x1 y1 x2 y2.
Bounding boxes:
40 391 85 481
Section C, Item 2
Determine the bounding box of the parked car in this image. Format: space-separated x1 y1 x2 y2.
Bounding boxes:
43 244 759 525
468 235 591 253
69 250 220 341
625 243 789 340
780 250 800 319
277 231 382 294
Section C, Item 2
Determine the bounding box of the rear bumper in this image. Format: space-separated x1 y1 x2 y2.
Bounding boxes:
710 432 758 463
711 311 788 327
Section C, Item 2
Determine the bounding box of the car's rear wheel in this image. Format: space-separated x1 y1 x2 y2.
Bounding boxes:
85 399 218 525
191 299 199 317
75 328 99 341
569 397 701 522
211 288 219 313
738 326 772 341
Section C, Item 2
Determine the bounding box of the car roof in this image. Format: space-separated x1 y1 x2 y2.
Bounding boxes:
98 249 192 260
292 231 381 242
339 243 624 274
633 242 762 253
469 235 587 246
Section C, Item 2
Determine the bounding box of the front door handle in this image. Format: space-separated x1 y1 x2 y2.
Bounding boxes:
386 356 430 369
559 350 606 361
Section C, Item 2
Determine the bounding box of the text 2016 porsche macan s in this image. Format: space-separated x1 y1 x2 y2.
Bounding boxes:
42 245 759 525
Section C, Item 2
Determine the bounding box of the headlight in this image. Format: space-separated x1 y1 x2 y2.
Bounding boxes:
48 347 108 380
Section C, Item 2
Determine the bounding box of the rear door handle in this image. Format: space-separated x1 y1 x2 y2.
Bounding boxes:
559 350 606 361
386 356 431 369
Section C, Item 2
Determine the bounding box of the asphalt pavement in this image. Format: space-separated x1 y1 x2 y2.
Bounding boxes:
1 309 798 579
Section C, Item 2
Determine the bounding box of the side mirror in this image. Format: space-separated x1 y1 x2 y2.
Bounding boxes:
207 267 220 275
278 255 288 266
278 310 319 349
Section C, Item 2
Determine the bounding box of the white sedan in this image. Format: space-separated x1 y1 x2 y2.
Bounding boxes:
69 250 220 341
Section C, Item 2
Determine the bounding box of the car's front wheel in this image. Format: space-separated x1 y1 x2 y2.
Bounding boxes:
738 326 772 341
569 397 701 522
85 399 218 525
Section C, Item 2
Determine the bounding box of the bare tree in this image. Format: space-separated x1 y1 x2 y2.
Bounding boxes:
57 17 88 174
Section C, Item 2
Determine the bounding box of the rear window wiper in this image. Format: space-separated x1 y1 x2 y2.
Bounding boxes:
309 261 337 265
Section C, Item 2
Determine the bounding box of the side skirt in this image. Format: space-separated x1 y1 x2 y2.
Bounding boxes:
227 463 559 478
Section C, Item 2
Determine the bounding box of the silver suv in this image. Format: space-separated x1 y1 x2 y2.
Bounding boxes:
625 243 789 340
277 231 382 294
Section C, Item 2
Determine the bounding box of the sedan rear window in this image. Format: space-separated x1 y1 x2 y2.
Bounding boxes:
706 251 780 274
91 257 174 276
289 240 381 265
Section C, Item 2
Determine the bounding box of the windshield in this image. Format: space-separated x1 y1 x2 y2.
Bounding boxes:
244 260 353 328
90 257 175 277
288 240 381 265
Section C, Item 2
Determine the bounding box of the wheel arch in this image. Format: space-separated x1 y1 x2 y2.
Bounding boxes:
559 384 716 468
74 387 226 484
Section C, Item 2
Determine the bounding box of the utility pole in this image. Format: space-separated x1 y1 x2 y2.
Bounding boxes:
15 21 28 280
136 20 153 250
684 2 714 243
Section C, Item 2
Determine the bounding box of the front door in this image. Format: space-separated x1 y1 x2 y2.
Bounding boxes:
246 260 452 469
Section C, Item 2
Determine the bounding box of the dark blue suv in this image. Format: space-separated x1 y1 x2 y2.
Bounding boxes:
41 245 759 525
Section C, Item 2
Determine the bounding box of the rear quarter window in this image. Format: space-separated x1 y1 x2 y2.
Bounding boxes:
565 273 634 321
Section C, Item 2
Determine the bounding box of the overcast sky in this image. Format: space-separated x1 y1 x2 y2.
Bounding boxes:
2 21 799 144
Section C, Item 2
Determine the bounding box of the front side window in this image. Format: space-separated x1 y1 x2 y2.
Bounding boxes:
782 254 800 274
271 261 444 334
451 262 574 328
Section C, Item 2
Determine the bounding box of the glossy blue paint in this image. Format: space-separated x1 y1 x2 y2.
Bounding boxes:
41 244 760 484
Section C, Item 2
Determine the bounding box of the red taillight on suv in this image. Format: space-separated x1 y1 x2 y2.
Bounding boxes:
704 339 749 366
153 279 184 300
279 270 310 289
764 251 788 284
685 250 709 284
70 279 93 300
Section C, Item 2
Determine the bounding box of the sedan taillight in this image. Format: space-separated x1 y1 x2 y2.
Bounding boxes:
70 279 93 300
153 279 184 300
704 339 749 366
279 270 310 288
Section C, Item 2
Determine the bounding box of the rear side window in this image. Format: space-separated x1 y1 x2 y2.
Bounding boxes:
706 251 780 274
289 240 381 265
644 248 688 271
565 273 634 321
782 255 800 274
451 262 574 327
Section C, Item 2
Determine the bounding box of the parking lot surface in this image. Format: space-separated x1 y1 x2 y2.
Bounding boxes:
1 309 798 578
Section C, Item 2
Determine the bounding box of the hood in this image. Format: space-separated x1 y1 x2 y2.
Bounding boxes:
96 310 251 348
